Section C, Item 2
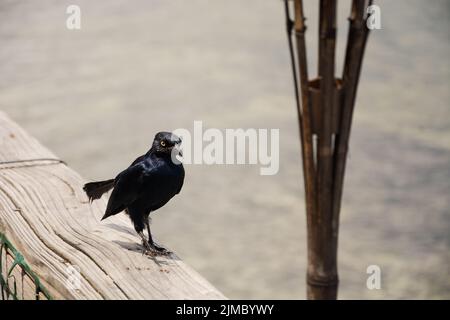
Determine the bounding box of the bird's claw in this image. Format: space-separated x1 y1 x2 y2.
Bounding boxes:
153 245 172 256
142 241 171 256
144 247 171 257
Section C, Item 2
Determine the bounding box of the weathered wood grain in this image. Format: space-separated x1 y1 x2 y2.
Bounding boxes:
0 111 225 300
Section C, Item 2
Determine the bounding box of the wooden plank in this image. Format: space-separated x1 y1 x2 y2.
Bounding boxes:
0 111 225 300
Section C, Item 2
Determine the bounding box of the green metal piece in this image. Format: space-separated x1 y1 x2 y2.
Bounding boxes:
0 232 53 300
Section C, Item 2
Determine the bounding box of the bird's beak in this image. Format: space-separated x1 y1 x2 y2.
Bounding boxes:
170 134 182 145
173 144 183 157
170 134 183 157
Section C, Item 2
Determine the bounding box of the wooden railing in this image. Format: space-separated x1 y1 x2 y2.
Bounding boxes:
0 111 224 299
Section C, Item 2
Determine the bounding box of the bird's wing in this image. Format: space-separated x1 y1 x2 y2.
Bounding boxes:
103 164 147 219
129 154 146 167
176 166 185 194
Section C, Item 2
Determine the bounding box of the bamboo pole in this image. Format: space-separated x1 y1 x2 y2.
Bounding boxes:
291 2 321 300
307 0 339 300
332 1 372 247
285 0 372 299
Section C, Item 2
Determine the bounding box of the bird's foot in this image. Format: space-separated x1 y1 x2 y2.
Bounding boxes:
141 240 171 256
141 240 153 256
151 243 172 256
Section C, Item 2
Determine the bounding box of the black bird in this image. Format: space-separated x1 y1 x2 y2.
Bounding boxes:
83 132 184 255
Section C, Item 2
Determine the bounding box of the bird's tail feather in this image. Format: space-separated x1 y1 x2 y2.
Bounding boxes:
83 179 115 202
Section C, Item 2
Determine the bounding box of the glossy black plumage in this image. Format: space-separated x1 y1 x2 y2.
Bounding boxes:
83 132 184 255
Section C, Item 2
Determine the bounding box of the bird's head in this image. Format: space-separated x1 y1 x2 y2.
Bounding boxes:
151 131 183 158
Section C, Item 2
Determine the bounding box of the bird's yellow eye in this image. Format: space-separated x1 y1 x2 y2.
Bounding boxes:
160 141 166 147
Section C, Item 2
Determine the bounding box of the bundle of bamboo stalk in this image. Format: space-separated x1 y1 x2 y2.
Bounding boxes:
284 0 372 299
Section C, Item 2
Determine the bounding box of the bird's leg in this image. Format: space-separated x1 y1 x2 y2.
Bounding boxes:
137 231 153 255
146 217 171 255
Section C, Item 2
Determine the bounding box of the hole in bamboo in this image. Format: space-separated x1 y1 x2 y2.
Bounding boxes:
308 78 344 136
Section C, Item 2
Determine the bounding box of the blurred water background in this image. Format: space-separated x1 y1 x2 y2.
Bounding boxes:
0 0 449 299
